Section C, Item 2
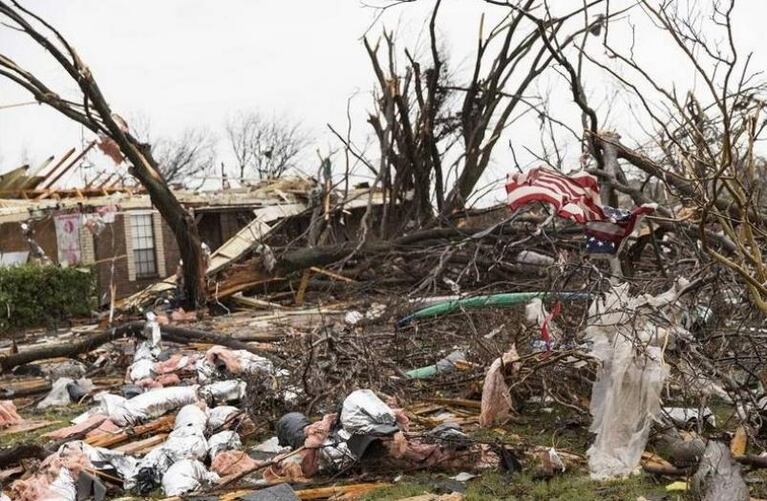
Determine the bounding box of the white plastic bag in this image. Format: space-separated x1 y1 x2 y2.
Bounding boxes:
207 405 239 431
208 430 242 458
200 380 246 403
124 385 200 422
161 459 219 496
37 377 94 409
46 468 77 501
92 392 134 426
340 389 398 435
175 404 208 430
128 358 155 382
585 281 687 479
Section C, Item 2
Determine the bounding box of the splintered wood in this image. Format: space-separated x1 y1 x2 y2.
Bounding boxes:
85 415 174 448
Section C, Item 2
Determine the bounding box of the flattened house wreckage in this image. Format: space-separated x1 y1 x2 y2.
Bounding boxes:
0 146 384 304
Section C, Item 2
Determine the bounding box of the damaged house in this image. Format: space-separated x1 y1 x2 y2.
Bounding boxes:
0 148 382 303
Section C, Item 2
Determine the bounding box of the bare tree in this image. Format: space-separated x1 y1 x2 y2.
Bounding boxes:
225 111 309 182
128 117 217 186
352 0 607 238
493 0 767 312
0 1 207 309
152 128 217 186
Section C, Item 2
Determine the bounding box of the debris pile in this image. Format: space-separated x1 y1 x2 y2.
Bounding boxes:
0 167 766 500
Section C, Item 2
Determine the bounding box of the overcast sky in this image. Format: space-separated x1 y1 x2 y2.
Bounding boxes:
1 1 765 205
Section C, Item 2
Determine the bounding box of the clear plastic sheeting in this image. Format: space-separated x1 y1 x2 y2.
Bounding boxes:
10 440 120 501
586 280 689 479
76 441 139 487
318 430 356 469
516 250 555 266
208 430 242 458
145 311 162 347
128 313 163 383
45 468 77 501
161 459 219 496
479 345 519 427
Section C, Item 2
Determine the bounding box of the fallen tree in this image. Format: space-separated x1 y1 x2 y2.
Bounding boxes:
0 322 274 374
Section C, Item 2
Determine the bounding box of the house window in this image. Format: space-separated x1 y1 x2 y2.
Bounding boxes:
131 213 157 278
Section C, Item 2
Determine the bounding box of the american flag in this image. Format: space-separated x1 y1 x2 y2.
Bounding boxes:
505 166 656 254
505 166 603 223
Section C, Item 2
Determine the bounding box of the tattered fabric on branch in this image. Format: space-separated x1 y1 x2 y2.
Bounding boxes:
505 166 656 253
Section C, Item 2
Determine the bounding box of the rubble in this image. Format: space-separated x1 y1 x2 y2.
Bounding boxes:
0 116 765 501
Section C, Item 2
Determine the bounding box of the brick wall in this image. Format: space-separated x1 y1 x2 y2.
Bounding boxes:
0 217 58 260
93 211 181 302
0 207 257 303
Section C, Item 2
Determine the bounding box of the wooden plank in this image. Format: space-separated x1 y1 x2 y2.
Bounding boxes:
295 270 312 306
207 203 306 275
295 482 391 500
85 415 174 448
114 433 168 455
0 420 56 436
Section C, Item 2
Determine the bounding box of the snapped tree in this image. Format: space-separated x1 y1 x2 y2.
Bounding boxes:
0 1 207 309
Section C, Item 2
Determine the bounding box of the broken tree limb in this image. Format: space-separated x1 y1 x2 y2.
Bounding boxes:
0 321 275 373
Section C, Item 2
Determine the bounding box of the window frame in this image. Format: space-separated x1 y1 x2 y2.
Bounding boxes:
130 213 158 279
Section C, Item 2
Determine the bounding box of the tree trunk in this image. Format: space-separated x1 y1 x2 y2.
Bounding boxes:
0 3 208 310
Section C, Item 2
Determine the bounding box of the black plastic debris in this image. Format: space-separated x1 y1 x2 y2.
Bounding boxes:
276 412 310 449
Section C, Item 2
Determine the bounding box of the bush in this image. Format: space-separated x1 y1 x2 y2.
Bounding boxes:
0 264 95 333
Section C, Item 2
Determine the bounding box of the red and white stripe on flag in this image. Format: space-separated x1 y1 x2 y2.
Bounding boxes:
505 166 604 223
506 166 657 250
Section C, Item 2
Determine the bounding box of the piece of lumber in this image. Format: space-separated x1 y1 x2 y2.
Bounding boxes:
395 494 464 501
0 377 51 398
86 415 174 448
731 425 748 456
295 482 391 500
425 398 482 410
0 321 276 373
0 465 23 482
734 455 767 469
0 420 55 436
231 294 286 310
114 433 168 455
295 269 311 306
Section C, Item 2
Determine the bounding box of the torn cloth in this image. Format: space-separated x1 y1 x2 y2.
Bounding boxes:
505 166 655 253
479 345 519 427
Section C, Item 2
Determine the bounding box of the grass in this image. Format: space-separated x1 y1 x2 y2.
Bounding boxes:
363 472 690 500
0 403 86 447
364 401 697 500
